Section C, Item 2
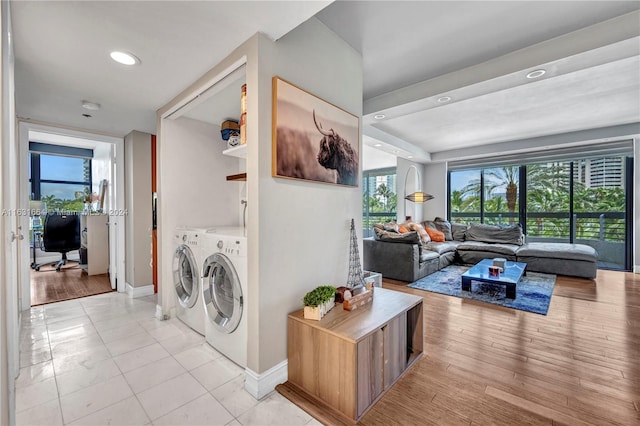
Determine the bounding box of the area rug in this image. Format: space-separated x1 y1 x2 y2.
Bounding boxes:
408 265 556 315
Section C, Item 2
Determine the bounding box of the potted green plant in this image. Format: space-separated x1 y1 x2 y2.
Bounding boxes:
303 285 336 320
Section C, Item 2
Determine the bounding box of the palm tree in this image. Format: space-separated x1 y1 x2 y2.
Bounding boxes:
483 167 519 224
375 184 395 212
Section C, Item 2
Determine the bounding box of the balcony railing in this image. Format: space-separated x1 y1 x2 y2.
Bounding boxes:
362 212 397 238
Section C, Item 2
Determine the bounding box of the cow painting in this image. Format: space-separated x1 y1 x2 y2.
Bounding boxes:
313 110 358 186
273 77 359 187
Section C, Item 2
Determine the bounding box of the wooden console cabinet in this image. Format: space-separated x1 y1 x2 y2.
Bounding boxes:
286 287 424 422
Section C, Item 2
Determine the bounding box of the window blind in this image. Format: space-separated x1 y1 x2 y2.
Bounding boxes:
29 142 94 159
447 140 634 171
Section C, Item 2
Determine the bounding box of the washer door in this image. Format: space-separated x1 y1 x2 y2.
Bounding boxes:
202 253 242 333
172 245 199 308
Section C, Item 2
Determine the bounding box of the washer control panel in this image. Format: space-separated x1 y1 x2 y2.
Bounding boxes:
216 237 246 257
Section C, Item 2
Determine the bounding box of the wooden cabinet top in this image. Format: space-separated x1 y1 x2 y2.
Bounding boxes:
288 287 422 343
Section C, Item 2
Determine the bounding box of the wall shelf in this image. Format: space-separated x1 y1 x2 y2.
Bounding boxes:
222 144 247 158
226 173 247 181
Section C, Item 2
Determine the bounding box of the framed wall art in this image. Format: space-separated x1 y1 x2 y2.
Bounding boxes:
272 77 360 187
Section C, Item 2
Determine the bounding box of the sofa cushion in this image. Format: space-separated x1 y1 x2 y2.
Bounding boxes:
424 241 460 255
420 251 440 263
373 227 421 244
425 227 445 242
465 223 524 245
451 222 468 241
516 243 597 262
456 241 520 256
434 217 454 241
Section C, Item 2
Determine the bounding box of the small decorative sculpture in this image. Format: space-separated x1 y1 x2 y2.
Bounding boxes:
346 218 365 289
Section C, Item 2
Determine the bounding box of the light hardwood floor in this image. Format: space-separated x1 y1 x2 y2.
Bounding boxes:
30 266 113 306
282 270 640 425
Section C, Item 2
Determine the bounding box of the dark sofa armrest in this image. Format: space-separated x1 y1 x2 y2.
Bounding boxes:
363 237 421 282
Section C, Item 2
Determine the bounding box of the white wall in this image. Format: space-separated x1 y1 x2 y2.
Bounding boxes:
124 131 153 288
0 1 16 423
158 117 240 310
247 18 363 373
422 162 447 220
634 138 639 273
396 158 426 223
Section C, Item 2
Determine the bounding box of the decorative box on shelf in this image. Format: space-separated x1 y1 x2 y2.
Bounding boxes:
363 271 382 288
343 286 373 311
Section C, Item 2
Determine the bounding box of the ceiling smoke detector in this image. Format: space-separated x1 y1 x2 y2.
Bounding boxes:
110 51 140 66
373 114 386 119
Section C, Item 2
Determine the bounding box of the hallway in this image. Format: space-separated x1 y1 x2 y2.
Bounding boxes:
16 292 319 425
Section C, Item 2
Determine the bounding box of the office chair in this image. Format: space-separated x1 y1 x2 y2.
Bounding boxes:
34 212 81 272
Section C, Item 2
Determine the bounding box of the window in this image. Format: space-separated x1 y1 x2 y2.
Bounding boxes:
449 155 632 271
29 143 93 213
362 167 397 237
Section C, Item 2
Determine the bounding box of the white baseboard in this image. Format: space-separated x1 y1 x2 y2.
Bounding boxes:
125 282 155 298
155 304 169 321
245 360 288 400
634 265 640 274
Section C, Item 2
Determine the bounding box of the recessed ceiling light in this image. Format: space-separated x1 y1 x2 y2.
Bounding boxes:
437 96 452 103
81 100 101 111
526 69 546 79
110 51 140 65
374 143 382 147
373 114 385 119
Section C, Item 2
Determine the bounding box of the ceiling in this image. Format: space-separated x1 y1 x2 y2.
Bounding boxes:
316 1 640 162
11 1 640 162
11 1 330 136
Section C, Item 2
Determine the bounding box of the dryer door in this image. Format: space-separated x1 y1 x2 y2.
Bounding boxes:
172 245 199 308
202 253 242 333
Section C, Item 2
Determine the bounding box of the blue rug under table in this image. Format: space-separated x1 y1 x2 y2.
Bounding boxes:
407 264 556 315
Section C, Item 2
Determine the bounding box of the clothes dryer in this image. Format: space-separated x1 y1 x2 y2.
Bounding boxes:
172 227 207 335
200 227 247 367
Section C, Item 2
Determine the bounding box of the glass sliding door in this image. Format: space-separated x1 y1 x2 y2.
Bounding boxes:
449 169 481 224
483 166 519 226
526 162 571 243
573 157 627 269
362 167 397 237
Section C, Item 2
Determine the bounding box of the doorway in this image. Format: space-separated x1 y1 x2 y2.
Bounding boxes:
18 121 125 309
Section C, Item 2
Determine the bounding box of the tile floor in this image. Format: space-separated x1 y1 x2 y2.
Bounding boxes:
17 292 321 426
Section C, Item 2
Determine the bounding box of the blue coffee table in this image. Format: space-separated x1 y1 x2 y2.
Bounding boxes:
461 259 527 299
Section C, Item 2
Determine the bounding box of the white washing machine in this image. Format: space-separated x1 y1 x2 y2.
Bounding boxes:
172 227 208 335
201 227 248 367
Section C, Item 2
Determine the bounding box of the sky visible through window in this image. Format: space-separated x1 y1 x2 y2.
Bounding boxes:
39 155 89 200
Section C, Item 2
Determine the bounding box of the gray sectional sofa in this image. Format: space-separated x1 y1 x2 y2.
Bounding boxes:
363 220 598 282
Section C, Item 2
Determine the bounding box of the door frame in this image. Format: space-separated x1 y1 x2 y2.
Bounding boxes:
17 120 126 309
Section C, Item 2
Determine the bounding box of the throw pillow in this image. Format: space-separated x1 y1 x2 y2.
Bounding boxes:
373 227 421 244
434 217 453 241
373 222 399 233
383 221 399 232
398 225 410 234
451 222 468 241
404 221 431 245
422 220 437 230
424 227 445 242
